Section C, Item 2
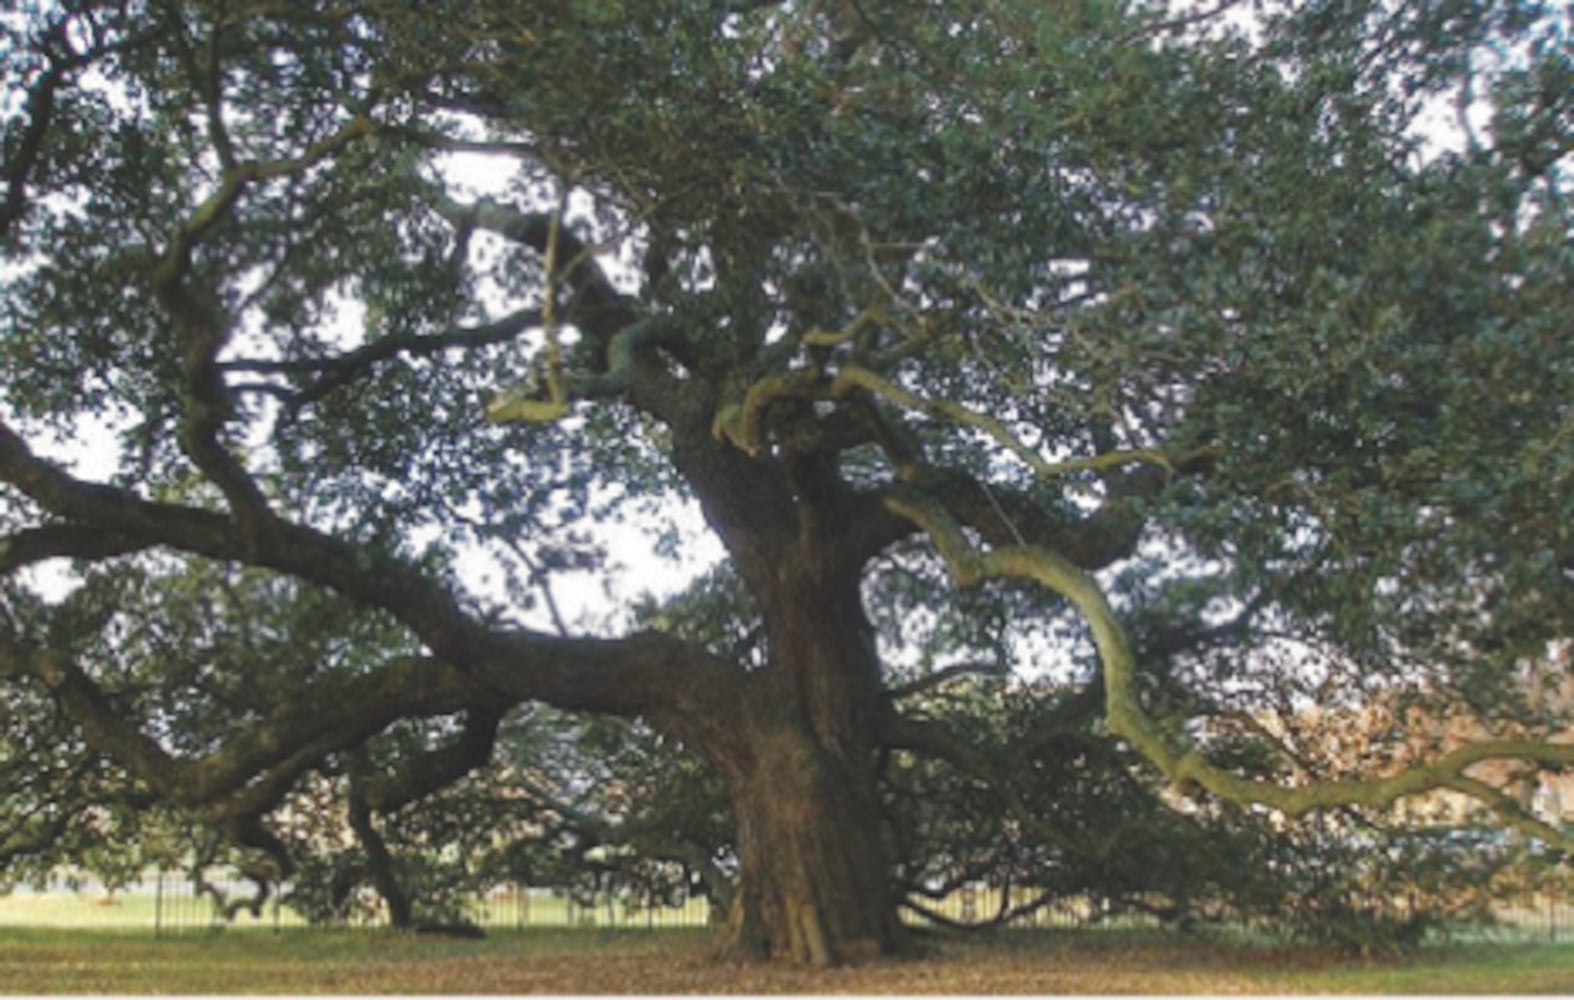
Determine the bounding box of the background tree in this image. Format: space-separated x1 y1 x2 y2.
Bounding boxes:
2 0 1571 965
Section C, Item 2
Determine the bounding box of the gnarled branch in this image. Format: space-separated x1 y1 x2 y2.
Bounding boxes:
151 112 375 537
885 485 1574 849
362 705 507 814
0 637 496 810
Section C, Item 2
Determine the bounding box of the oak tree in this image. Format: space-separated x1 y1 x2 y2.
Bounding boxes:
2 0 1571 964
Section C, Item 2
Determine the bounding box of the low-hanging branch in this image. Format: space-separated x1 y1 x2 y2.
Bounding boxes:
898 887 1065 933
0 418 748 736
0 637 498 812
885 486 1574 851
880 713 1101 860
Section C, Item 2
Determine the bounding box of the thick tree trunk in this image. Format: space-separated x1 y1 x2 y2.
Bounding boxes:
667 427 908 964
693 544 905 966
715 710 904 965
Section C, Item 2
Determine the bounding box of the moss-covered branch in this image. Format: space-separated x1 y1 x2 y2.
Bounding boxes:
885 486 1574 844
439 196 636 345
486 316 686 423
714 358 1186 482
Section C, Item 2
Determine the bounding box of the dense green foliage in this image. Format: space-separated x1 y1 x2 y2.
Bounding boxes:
2 0 1570 961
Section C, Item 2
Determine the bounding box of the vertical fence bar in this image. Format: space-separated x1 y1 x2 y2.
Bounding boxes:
154 869 163 938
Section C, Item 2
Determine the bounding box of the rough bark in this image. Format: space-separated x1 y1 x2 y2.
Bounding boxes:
715 705 903 965
695 533 907 966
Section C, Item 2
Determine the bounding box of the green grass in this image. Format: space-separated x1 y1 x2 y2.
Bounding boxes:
0 927 707 994
1260 942 1574 994
0 925 1571 994
3 886 1570 993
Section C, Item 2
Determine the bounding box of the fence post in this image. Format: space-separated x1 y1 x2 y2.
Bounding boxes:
154 869 163 938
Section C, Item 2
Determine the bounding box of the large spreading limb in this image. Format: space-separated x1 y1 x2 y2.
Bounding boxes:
885 486 1574 851
0 628 509 875
0 419 748 731
0 638 495 810
0 418 479 657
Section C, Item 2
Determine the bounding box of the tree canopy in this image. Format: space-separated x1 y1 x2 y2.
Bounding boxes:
2 0 1571 965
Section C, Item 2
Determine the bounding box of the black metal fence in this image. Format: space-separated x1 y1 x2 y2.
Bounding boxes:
139 874 1166 937
39 870 1572 944
143 871 716 936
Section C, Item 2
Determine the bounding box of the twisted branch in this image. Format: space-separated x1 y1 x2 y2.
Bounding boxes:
884 486 1574 849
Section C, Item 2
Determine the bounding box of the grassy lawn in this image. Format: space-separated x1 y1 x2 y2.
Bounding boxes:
1 926 1572 994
